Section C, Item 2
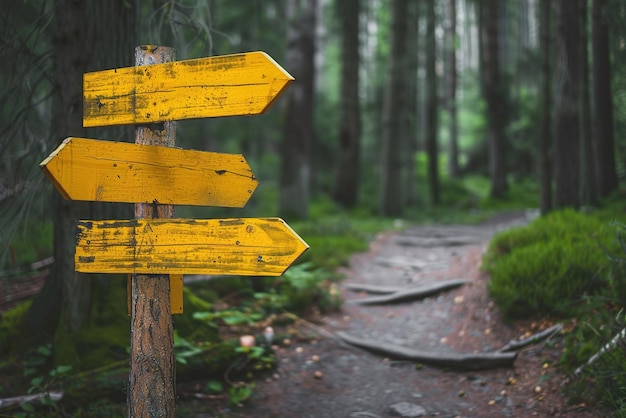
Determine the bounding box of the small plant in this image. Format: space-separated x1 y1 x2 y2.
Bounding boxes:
228 382 254 405
16 344 72 416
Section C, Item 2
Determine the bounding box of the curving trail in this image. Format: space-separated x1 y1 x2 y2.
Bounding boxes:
198 212 605 418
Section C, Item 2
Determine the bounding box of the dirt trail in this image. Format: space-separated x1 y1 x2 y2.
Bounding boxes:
191 213 604 418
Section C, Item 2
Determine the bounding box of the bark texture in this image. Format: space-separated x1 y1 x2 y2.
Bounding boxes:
554 0 581 209
332 0 361 208
538 0 553 215
592 0 618 198
279 0 316 220
379 0 409 216
481 0 508 198
127 45 176 418
426 0 440 205
25 0 91 341
579 0 596 206
447 0 459 178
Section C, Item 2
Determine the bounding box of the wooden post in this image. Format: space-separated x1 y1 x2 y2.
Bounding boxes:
128 45 177 418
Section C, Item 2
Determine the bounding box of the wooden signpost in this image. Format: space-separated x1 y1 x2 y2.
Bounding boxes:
40 45 305 417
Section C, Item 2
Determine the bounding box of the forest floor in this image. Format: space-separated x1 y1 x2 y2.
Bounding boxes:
181 211 607 418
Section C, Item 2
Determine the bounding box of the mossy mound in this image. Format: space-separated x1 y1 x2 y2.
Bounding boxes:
0 300 31 355
484 209 624 318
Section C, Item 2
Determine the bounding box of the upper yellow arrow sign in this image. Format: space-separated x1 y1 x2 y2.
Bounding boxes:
40 137 258 207
83 51 294 127
75 218 309 276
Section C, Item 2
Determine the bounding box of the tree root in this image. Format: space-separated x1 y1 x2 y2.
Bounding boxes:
498 323 563 352
336 331 517 370
344 283 405 294
348 279 468 305
394 236 479 247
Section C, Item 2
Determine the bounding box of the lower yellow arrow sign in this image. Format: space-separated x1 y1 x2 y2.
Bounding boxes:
75 218 309 276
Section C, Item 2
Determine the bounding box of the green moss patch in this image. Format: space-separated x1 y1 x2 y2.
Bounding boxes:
484 209 624 318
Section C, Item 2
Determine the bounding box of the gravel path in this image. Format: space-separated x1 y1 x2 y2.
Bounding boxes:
189 212 605 418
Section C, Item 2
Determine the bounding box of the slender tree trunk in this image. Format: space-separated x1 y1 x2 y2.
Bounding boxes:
447 0 459 178
332 0 360 208
481 0 508 198
279 0 316 220
405 0 419 205
25 0 91 341
539 0 553 215
579 0 596 207
592 0 618 198
426 0 439 205
379 0 409 216
554 0 580 209
25 0 137 343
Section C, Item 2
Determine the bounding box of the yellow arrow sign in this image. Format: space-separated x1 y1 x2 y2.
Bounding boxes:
75 218 309 276
40 137 258 207
83 51 294 127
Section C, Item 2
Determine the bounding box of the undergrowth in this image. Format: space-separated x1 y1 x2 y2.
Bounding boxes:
483 199 626 413
484 208 622 318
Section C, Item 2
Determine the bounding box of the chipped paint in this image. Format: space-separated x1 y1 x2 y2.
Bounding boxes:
83 51 294 127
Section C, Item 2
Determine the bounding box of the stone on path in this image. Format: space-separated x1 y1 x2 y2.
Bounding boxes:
389 402 427 417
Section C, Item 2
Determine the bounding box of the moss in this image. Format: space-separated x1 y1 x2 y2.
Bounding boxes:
0 300 31 355
52 277 130 371
484 209 624 318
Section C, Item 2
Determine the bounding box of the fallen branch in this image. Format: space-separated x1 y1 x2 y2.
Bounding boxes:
0 391 63 410
574 326 626 376
498 323 563 352
336 332 516 370
348 279 468 305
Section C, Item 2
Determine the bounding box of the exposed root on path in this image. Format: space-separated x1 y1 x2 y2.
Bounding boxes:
498 323 563 352
393 236 479 247
336 331 517 370
347 279 469 305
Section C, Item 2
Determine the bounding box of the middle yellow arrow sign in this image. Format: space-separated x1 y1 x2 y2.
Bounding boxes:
75 217 309 276
40 137 258 207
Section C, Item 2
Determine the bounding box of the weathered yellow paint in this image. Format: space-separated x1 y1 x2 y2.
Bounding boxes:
83 51 294 127
127 274 183 315
40 137 258 207
75 218 309 276
169 274 183 314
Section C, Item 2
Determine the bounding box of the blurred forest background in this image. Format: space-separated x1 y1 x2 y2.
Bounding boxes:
1 0 626 415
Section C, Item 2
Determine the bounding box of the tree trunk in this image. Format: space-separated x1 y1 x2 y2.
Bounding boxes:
405 1 419 205
481 0 508 198
379 0 409 216
539 0 553 215
592 0 618 198
554 0 580 209
447 0 459 178
25 0 91 341
279 0 316 220
25 0 137 344
126 45 177 418
332 0 360 208
579 0 596 207
426 0 440 205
